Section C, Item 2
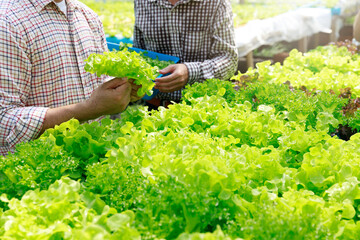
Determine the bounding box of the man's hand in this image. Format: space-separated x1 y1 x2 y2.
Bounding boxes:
84 77 131 118
154 64 189 93
128 78 145 102
40 77 131 135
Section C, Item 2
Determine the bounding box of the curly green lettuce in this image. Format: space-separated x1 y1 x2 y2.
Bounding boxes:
85 49 159 97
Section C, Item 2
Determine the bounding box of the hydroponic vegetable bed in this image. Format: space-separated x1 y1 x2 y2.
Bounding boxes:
2 44 360 239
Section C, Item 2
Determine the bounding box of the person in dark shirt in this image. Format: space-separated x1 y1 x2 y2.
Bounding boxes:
133 0 238 108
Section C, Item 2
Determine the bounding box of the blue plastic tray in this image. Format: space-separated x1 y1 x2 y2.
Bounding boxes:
106 42 180 100
106 36 133 45
107 42 123 51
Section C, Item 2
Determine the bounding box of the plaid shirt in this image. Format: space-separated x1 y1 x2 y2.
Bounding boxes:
0 0 108 156
133 0 238 101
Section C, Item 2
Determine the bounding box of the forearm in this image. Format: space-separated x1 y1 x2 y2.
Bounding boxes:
184 0 238 84
0 101 102 154
194 0 237 81
42 77 132 134
40 101 99 135
184 52 238 84
210 51 238 80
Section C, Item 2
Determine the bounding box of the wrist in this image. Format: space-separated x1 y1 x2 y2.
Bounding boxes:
74 100 101 121
183 62 201 85
41 101 98 134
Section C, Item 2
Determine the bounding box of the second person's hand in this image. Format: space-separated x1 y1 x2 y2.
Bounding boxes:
154 64 189 93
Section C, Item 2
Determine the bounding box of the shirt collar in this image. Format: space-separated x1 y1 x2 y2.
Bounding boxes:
30 0 79 13
30 0 52 12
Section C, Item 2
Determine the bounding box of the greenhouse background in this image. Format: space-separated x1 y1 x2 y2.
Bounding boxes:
83 0 360 67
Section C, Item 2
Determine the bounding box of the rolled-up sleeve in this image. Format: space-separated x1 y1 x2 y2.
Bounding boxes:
0 17 48 155
184 0 238 85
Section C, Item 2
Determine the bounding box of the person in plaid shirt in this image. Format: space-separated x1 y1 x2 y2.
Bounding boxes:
134 0 238 108
0 0 141 156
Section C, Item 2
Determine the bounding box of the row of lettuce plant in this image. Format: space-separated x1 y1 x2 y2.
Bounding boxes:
3 44 360 239
237 45 360 97
184 78 347 134
2 90 360 238
228 44 360 139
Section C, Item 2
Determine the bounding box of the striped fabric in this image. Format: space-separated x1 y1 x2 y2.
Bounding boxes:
133 0 238 101
0 0 108 156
